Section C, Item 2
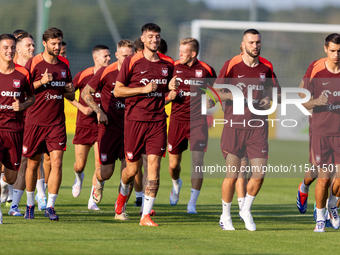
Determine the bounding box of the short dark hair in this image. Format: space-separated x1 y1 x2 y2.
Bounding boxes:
92 45 109 54
16 33 34 43
43 27 63 42
141 23 161 34
325 33 340 47
13 29 27 39
158 39 168 54
0 33 16 43
243 29 260 36
61 41 67 46
134 38 144 52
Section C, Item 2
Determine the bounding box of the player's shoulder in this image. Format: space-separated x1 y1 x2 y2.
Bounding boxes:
259 56 273 69
224 54 243 67
308 58 326 78
77 66 94 83
197 60 215 76
28 53 44 69
100 61 119 80
15 64 29 76
158 53 174 65
57 55 70 68
174 59 181 66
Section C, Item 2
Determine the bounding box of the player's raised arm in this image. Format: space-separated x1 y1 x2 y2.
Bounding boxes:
33 68 53 89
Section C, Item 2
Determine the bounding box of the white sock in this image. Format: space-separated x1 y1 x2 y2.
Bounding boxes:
7 184 13 201
316 207 326 222
222 199 231 218
241 193 256 212
36 178 45 196
75 172 84 185
188 188 200 206
328 194 340 208
26 191 35 206
172 178 181 194
135 191 143 198
238 197 245 211
11 189 24 208
0 178 9 198
88 186 95 204
140 193 145 214
300 181 309 193
142 195 156 216
46 193 58 208
120 180 129 196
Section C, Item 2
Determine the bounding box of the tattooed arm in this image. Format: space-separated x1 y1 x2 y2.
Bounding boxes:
12 95 35 111
81 84 108 125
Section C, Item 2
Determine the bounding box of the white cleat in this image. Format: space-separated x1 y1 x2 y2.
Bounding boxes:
72 172 84 198
219 215 235 230
88 202 100 211
239 211 256 231
327 205 340 230
314 220 325 232
8 205 23 216
169 179 182 206
187 204 197 214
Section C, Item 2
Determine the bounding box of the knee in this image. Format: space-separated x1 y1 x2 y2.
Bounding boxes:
100 165 114 180
52 158 63 171
169 158 180 171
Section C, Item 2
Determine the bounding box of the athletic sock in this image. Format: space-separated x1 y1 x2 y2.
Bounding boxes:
26 191 35 206
316 207 326 222
0 178 9 198
188 188 200 206
241 193 256 212
135 191 143 199
46 193 58 208
7 184 13 201
36 178 45 196
142 195 156 217
238 197 245 211
88 186 95 205
328 194 340 208
120 180 130 196
140 193 145 214
172 178 182 194
75 172 84 185
12 189 24 208
222 199 231 219
300 181 309 193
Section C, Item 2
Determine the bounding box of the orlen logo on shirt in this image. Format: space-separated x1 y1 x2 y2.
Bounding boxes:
236 83 264 91
140 78 167 85
45 92 63 101
178 89 197 97
50 81 66 87
1 91 21 97
176 78 203 86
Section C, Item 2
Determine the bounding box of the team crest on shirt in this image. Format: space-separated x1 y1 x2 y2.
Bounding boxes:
259 73 266 82
315 155 321 164
22 146 28 154
61 70 67 78
195 70 203 78
162 68 168 77
168 144 172 152
101 153 107 162
13 79 20 88
126 152 133 160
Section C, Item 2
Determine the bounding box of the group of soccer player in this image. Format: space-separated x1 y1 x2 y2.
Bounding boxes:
0 22 340 232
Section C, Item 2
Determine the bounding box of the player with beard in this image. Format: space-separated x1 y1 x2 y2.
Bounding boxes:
216 29 276 231
114 23 177 226
23 27 74 221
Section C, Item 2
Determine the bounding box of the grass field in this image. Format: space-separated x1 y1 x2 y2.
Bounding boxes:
1 137 339 254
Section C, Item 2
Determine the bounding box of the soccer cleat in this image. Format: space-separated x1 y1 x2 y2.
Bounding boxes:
88 202 100 211
327 205 340 230
92 180 104 204
296 183 308 213
35 194 47 211
24 205 35 219
169 179 182 206
239 211 256 231
8 205 23 216
115 193 127 215
219 215 235 230
314 220 325 232
187 204 197 214
115 212 130 220
139 209 156 216
44 207 59 221
0 184 9 203
140 214 158 226
134 197 142 207
72 172 84 198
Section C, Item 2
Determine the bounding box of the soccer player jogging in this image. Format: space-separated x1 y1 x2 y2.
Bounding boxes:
216 29 276 231
81 40 135 219
167 37 216 213
23 27 74 221
114 23 177 226
0 33 35 223
301 33 340 232
70 45 111 211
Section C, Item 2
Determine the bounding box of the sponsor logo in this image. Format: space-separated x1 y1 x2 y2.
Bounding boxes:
146 92 162 97
315 154 321 164
140 78 150 86
168 144 172 152
115 101 125 109
199 143 206 146
1 91 21 97
323 82 330 86
139 78 167 85
178 89 197 97
161 148 166 151
323 90 340 97
238 75 245 78
59 142 64 146
45 92 63 101
22 146 28 154
112 82 116 85
176 78 203 86
0 104 13 110
176 70 183 73
126 152 133 160
195 70 203 78
14 162 20 166
141 70 148 74
13 79 20 88
327 104 340 112
61 70 67 78
259 73 266 82
162 68 168 76
235 83 263 91
101 153 107 162
50 81 66 87
262 150 267 153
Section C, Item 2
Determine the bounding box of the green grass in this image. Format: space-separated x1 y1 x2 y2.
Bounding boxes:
1 137 339 254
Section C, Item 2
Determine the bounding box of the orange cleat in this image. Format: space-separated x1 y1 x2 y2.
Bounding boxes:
139 214 158 226
115 193 127 215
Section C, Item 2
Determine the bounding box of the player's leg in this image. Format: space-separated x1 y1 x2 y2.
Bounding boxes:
169 153 182 206
35 154 47 211
43 153 51 191
88 142 100 210
133 167 143 207
115 159 132 220
9 157 27 216
72 144 91 197
236 157 249 214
